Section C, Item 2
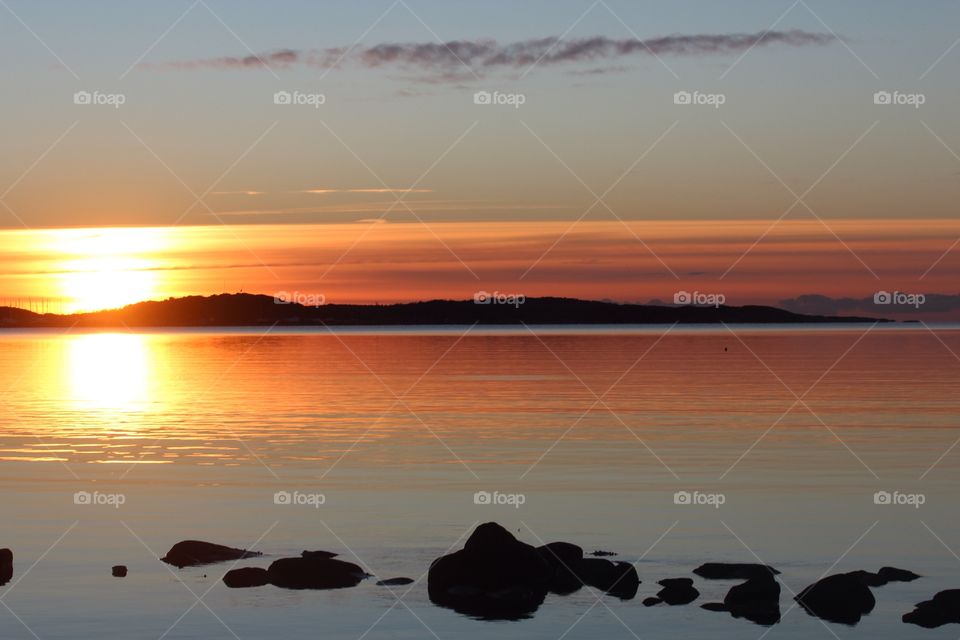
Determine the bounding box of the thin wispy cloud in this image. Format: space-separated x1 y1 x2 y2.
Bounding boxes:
298 188 434 194
145 30 838 77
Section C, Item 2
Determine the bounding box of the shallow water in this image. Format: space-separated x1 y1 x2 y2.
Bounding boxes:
1 325 959 639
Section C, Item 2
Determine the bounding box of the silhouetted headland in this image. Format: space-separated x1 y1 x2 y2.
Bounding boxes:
0 293 888 328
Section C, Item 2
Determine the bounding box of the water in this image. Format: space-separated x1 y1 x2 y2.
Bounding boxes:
1 325 959 639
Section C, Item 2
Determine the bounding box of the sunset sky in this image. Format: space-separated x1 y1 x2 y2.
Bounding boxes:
1 0 959 316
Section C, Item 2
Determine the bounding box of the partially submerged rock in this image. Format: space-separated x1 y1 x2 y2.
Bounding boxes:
655 577 699 605
795 573 875 625
693 562 779 580
0 549 12 585
849 566 920 587
428 523 552 620
377 577 414 586
590 550 617 557
536 541 584 595
267 556 367 590
223 567 269 588
903 589 960 628
702 573 781 626
161 541 261 568
301 550 338 560
574 558 640 599
111 565 127 578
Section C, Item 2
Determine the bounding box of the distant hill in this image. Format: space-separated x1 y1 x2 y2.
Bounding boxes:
0 293 888 328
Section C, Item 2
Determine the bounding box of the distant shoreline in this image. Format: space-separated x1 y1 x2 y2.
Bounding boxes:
0 293 890 329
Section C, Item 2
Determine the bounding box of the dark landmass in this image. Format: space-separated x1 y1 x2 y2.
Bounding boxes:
0 293 888 328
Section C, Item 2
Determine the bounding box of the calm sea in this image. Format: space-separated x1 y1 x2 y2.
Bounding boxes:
1 325 958 639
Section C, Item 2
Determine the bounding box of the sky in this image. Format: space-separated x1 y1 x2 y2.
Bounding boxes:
1 0 959 317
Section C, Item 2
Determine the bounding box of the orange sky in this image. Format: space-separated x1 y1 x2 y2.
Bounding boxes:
0 218 956 314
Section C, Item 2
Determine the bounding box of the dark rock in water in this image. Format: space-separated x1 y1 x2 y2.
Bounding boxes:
848 566 921 587
702 573 781 626
591 550 617 557
268 556 366 590
796 573 875 625
111 565 127 578
377 577 415 586
694 562 780 580
574 558 640 599
223 567 269 588
161 540 261 568
656 577 699 605
301 550 338 559
643 597 662 606
878 566 920 583
428 522 551 620
903 589 960 628
725 574 781 625
0 549 12 585
536 541 584 594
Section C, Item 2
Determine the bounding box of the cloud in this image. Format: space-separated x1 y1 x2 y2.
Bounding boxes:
145 30 838 77
297 188 434 194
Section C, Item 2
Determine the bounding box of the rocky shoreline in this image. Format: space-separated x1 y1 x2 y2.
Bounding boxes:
2 524 955 628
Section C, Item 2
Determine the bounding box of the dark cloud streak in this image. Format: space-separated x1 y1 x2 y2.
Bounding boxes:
146 30 838 75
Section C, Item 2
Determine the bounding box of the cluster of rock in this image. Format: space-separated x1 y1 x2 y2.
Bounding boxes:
427 523 640 619
6 522 953 629
160 541 377 591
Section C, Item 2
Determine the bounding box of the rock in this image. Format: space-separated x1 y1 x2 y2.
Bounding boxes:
267 556 367 590
656 577 699 605
223 567 269 588
161 540 261 568
643 597 662 606
878 566 920 583
848 566 921 587
795 573 875 625
591 550 617 557
693 562 779 580
574 558 640 599
903 589 960 628
376 577 415 586
702 573 781 626
111 565 127 578
536 541 584 594
0 549 12 585
301 550 338 559
428 523 551 620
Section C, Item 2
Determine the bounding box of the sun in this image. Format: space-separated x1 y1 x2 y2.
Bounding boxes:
50 228 170 313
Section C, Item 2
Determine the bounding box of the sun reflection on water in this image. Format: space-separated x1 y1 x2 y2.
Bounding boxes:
66 333 150 411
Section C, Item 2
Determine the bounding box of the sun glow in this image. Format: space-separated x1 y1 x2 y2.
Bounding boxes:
66 333 150 411
48 228 171 313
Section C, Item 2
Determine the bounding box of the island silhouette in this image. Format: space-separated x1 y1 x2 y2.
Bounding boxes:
0 293 887 328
